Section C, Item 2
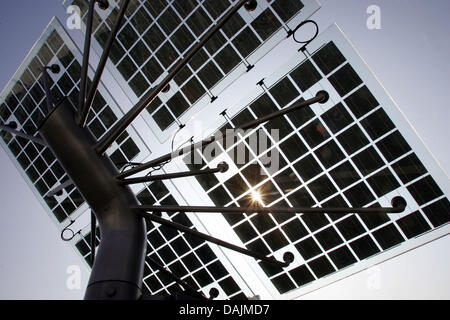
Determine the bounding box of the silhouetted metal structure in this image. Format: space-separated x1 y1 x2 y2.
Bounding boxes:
0 0 406 300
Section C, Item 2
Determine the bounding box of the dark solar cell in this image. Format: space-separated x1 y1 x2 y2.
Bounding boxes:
422 198 450 227
328 246 357 270
222 14 246 38
143 24 166 51
157 7 181 35
315 227 343 251
189 48 209 71
148 230 165 249
117 56 137 80
166 92 189 118
251 213 275 234
315 140 345 168
187 7 212 37
352 146 385 176
376 131 412 163
169 261 188 278
194 268 214 287
174 65 192 86
129 72 149 97
153 105 174 130
349 235 380 260
197 61 222 89
367 168 400 197
149 181 169 199
391 153 427 184
142 57 164 83
137 189 156 205
145 275 162 292
232 27 261 58
372 223 404 250
337 125 369 156
182 252 202 271
271 273 296 294
279 134 307 162
215 44 241 74
288 103 315 127
329 63 362 97
171 25 195 53
76 239 90 256
265 116 292 140
155 41 179 69
312 41 346 75
130 7 152 34
308 255 335 278
172 0 197 18
196 171 219 191
145 0 167 17
273 167 300 194
293 154 321 183
290 60 322 92
263 229 289 252
300 119 330 148
336 215 366 241
396 211 431 239
295 237 322 260
361 108 395 140
170 237 190 257
129 40 151 67
344 86 379 119
249 93 278 118
208 186 232 206
241 163 266 186
329 161 359 189
259 260 284 277
269 77 299 108
321 103 353 134
219 276 241 296
118 24 139 50
207 261 229 281
281 218 308 242
344 182 375 207
205 32 227 55
288 187 315 208
289 264 315 287
272 0 305 22
251 8 282 41
234 221 258 243
307 174 337 202
358 204 390 230
224 174 248 198
407 175 443 206
246 238 270 256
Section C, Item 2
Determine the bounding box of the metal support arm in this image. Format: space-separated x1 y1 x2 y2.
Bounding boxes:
133 209 289 268
116 91 328 179
117 162 229 185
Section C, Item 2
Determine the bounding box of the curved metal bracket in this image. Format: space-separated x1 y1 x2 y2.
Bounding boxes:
288 20 319 52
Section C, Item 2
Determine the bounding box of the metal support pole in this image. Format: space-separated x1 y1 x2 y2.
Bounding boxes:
80 0 130 128
38 99 147 299
94 0 251 155
133 209 289 267
116 91 328 179
117 162 228 185
41 68 54 113
90 211 96 265
0 124 47 146
77 0 96 125
130 197 406 215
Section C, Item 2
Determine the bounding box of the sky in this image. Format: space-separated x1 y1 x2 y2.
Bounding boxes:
0 0 449 299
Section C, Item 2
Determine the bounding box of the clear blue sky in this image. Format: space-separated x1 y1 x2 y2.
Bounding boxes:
0 0 449 299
